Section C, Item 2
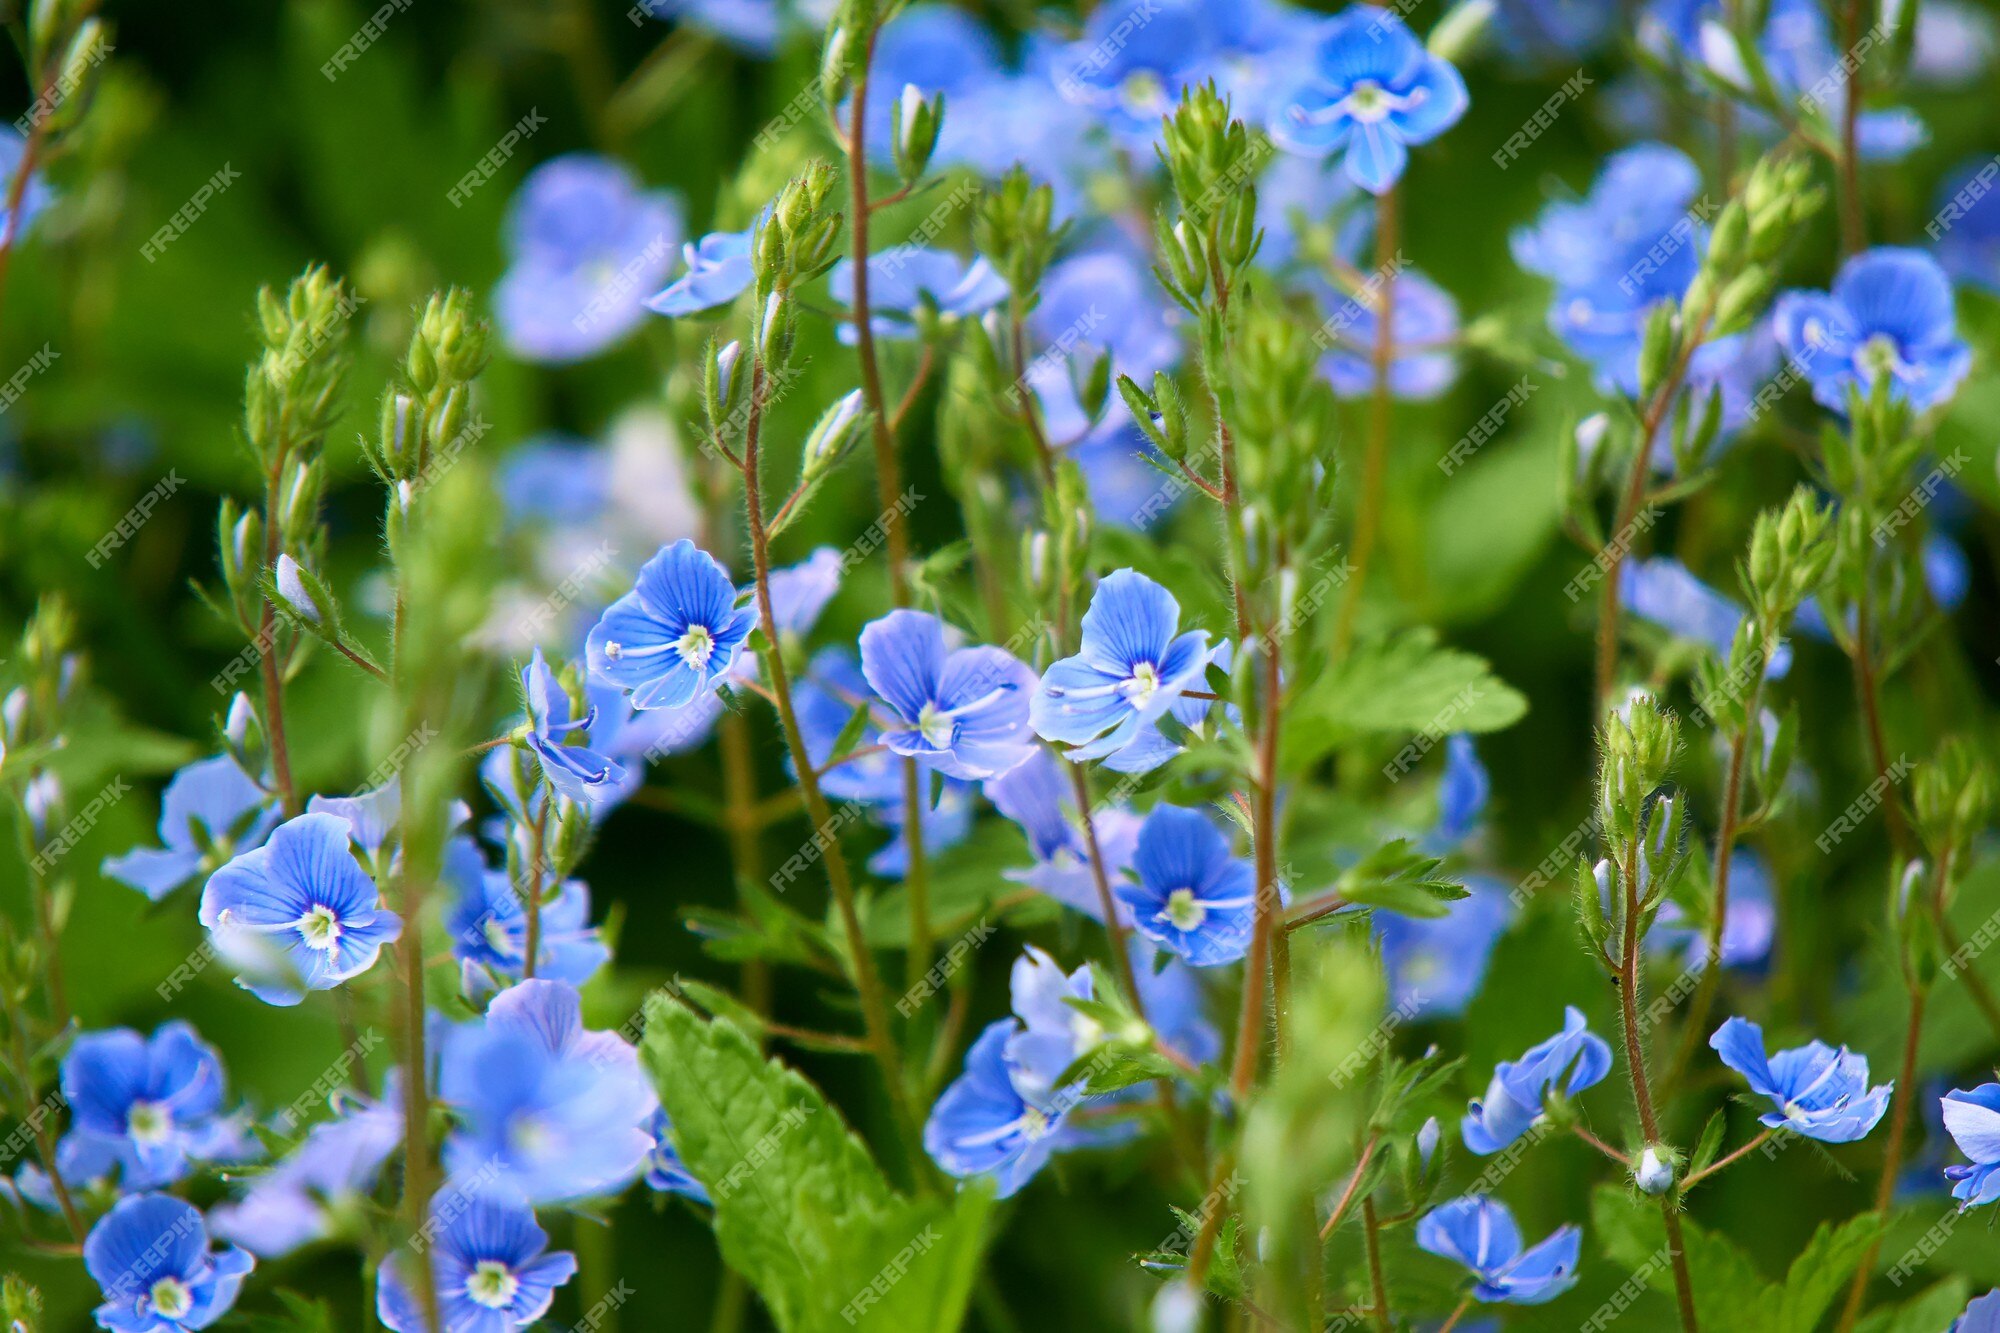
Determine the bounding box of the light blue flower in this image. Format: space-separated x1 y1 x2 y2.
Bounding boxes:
209 1080 403 1258
1429 734 1490 851
1462 1006 1613 1155
378 1192 577 1333
828 248 1009 342
1031 570 1214 769
85 1194 254 1333
1053 0 1230 146
520 647 628 805
1512 143 1704 292
198 812 403 1007
1025 240 1185 440
859 609 1037 781
587 539 757 711
1650 846 1775 973
1621 556 1793 678
440 979 657 1204
1417 1194 1582 1305
645 1108 711 1203
1955 1290 2000 1332
495 153 683 364
1492 0 1618 62
646 221 759 316
1774 247 1972 414
496 435 610 529
1314 265 1461 400
1710 1016 1893 1143
860 5 1006 160
635 0 828 56
1268 7 1469 194
1376 875 1513 1021
984 747 1142 924
103 756 279 902
58 1022 255 1193
1942 1084 2000 1209
1931 157 2000 294
444 837 609 996
1117 805 1256 968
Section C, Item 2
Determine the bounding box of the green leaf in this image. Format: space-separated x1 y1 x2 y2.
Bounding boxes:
1284 629 1527 773
1591 1185 1782 1330
1855 1278 1973 1333
1334 839 1466 919
641 998 992 1333
1774 1212 1888 1333
828 701 875 768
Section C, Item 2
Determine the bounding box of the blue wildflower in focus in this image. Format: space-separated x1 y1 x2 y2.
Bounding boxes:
58 1021 255 1193
828 248 1008 342
520 647 628 805
1031 570 1214 769
494 153 683 364
1942 1084 2000 1209
1416 1194 1582 1305
984 748 1144 924
1118 805 1256 968
443 838 609 997
646 219 760 316
1313 266 1461 400
587 539 757 711
378 1192 577 1333
645 1108 711 1203
0 127 53 246
1462 1006 1613 1154
1710 1016 1893 1142
1774 248 1972 414
1620 557 1793 678
84 1193 254 1333
209 1079 403 1258
1956 1291 2000 1332
198 812 404 1007
440 979 658 1204
1268 7 1469 194
1377 876 1513 1020
858 609 1037 781
103 755 279 902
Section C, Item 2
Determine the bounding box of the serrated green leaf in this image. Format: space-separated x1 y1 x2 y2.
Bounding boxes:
1855 1277 1972 1333
1775 1212 1888 1333
1591 1184 1782 1329
1284 629 1527 773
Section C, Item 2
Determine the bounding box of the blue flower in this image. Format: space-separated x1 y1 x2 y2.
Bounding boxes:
103 756 279 902
1256 152 1365 273
984 748 1142 924
1133 939 1221 1067
59 1022 254 1193
645 1108 711 1203
860 5 1006 161
0 127 53 247
378 1192 577 1333
1268 7 1469 194
198 812 403 1007
1462 1006 1613 1154
1053 0 1229 146
520 648 629 805
1429 734 1490 851
444 837 609 997
828 248 1009 342
494 153 683 364
1314 265 1461 400
858 609 1037 781
1621 557 1793 678
868 777 975 878
1376 875 1513 1020
587 539 757 711
1932 157 2000 294
635 0 823 56
1025 241 1184 440
1955 1290 2000 1332
1031 570 1214 769
1774 248 1972 414
496 435 609 529
1942 1084 2000 1209
646 221 759 316
209 1080 403 1258
440 979 657 1204
1491 0 1618 61
1710 1016 1893 1143
934 51 1107 219
85 1194 253 1332
1512 144 1703 291
1650 847 1775 973
1117 805 1256 967
1416 1195 1581 1305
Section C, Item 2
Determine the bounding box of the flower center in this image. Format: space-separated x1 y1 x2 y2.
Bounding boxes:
1019 1106 1050 1140
509 1113 556 1161
1164 887 1207 931
149 1277 193 1319
484 915 519 959
676 623 715 669
128 1100 173 1145
1122 661 1161 705
1120 68 1167 112
297 904 343 952
1345 80 1391 121
466 1259 520 1310
1854 332 1907 383
917 701 956 749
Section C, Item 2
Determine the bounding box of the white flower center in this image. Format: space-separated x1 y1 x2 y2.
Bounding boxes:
676 624 715 668
1122 661 1161 705
466 1259 520 1310
1120 69 1167 112
509 1113 556 1161
917 701 956 749
149 1277 193 1319
128 1101 172 1146
1019 1106 1050 1140
1854 332 1907 383
297 905 342 952
1164 887 1207 931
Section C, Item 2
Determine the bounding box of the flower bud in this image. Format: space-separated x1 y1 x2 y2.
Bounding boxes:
1635 1145 1674 1195
274 554 323 624
892 82 943 183
802 388 867 474
1416 1116 1441 1169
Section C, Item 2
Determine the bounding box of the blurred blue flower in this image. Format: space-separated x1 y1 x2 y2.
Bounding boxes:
1377 875 1513 1020
495 153 683 364
1942 1084 2000 1209
868 777 975 878
1429 734 1490 850
587 539 757 711
198 812 403 1007
1512 144 1704 291
1491 0 1618 62
1256 151 1363 272
1031 570 1214 768
828 248 1009 341
645 1108 711 1203
1956 1290 2000 1332
634 0 831 56
937 42 1107 218
440 979 657 1203
1416 1195 1582 1305
859 609 1037 781
1462 1006 1613 1154
305 775 447 864
1932 158 2000 294
59 1021 254 1193
444 837 609 997
984 748 1144 924
1118 805 1256 967
1650 846 1775 973
1620 556 1793 678
1136 939 1222 1067
1911 1 1997 87
520 647 628 805
496 435 610 529
1710 1016 1892 1142
861 5 1006 159
0 127 53 247
210 1080 403 1258
1053 0 1229 146
103 756 279 902
1026 240 1185 439
85 1193 253 1333
646 221 759 316
1774 247 1972 414
1314 265 1461 400
378 1192 576 1333
1268 7 1469 194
